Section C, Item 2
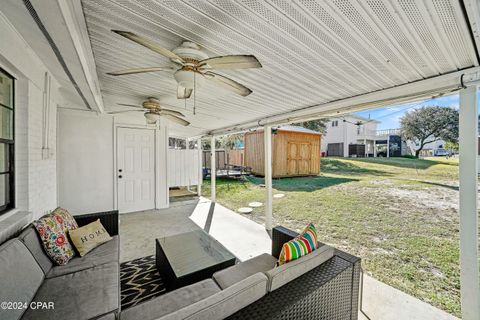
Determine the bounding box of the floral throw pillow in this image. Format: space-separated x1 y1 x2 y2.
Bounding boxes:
51 207 78 233
33 210 78 265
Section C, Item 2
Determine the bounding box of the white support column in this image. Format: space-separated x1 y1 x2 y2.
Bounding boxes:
459 85 480 320
197 138 202 196
387 136 390 158
186 138 192 193
210 136 216 203
363 136 367 157
264 126 273 231
373 140 377 157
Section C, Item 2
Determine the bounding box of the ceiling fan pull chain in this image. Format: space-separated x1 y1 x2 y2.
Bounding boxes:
193 72 196 115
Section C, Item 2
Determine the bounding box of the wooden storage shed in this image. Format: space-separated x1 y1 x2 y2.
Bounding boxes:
245 125 321 178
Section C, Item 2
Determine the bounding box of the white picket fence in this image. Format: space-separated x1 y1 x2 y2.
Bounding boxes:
168 149 201 187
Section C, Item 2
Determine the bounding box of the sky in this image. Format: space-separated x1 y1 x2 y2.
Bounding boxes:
354 94 462 130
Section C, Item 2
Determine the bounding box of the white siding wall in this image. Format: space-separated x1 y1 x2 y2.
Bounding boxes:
0 12 59 221
57 110 114 214
168 149 200 187
57 109 170 214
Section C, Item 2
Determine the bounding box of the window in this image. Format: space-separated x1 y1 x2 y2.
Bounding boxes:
331 120 338 127
0 68 14 214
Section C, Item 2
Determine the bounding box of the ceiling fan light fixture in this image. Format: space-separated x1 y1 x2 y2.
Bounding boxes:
174 69 204 90
144 111 160 123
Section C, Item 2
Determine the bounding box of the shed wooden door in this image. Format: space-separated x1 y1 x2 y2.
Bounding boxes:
287 142 311 175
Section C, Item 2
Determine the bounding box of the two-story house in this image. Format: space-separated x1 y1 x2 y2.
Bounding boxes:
321 115 408 157
321 115 379 157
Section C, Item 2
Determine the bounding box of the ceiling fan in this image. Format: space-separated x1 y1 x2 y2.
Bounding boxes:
107 30 262 100
108 97 190 126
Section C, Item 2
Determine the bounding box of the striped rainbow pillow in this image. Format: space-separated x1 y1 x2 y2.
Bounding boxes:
278 223 318 265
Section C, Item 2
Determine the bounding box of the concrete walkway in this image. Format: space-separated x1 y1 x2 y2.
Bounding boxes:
189 197 271 261
359 275 459 320
120 196 458 320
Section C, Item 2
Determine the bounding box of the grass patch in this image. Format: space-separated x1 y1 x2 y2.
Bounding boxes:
203 156 462 316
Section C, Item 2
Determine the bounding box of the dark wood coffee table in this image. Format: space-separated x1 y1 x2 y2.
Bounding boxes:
156 230 236 290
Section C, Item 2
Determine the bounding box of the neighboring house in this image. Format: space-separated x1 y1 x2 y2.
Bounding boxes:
405 139 447 157
321 114 454 158
321 115 380 157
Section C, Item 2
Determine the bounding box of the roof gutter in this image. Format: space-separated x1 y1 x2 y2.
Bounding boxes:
205 67 480 138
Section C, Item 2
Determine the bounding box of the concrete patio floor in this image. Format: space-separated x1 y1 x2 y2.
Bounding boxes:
120 196 458 320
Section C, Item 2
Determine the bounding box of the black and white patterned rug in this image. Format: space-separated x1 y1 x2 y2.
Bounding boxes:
120 255 167 309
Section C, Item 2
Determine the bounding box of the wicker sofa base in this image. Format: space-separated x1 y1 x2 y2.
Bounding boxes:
227 255 358 320
227 226 361 320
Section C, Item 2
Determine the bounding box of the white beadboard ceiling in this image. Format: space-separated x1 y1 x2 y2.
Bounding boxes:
81 0 479 137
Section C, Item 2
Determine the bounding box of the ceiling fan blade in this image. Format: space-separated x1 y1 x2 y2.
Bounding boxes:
117 103 143 108
107 67 175 76
161 109 185 117
112 30 185 63
198 55 262 70
162 114 190 126
177 85 193 99
107 110 145 114
204 72 252 96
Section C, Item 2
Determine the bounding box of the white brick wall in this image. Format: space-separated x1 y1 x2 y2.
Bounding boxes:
27 82 57 219
12 78 58 220
0 13 59 221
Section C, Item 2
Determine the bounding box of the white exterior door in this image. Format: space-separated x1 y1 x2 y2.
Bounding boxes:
117 128 155 213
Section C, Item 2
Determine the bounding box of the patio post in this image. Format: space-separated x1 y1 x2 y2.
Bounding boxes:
197 138 202 196
373 140 377 157
387 136 390 157
363 136 367 157
264 125 273 230
459 84 480 320
211 136 216 203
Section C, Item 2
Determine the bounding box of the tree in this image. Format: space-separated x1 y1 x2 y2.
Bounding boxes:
294 119 328 133
400 106 458 158
201 133 244 150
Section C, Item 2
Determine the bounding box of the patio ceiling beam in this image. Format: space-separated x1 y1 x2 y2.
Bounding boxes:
57 0 104 113
459 84 480 320
207 67 480 137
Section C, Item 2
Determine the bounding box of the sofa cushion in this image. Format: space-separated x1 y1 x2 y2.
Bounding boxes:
17 226 53 275
266 244 334 292
46 235 119 278
95 313 116 320
0 239 44 320
213 253 277 289
161 273 268 320
121 279 221 320
22 262 119 320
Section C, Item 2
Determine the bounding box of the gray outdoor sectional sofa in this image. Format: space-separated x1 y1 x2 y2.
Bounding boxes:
0 211 360 320
0 210 119 320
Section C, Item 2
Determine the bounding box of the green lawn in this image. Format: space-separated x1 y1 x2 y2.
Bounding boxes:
204 157 462 316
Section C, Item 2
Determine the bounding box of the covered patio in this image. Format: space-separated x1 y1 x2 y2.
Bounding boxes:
119 196 458 320
0 0 479 319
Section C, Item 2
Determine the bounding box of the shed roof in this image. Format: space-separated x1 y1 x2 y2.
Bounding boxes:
275 125 321 135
